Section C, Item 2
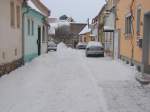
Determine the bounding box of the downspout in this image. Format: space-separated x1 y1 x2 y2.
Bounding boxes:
22 1 29 64
112 7 116 59
130 0 135 66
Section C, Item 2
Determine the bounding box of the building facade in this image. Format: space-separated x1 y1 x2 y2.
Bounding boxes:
104 0 120 59
116 0 150 73
97 4 106 45
91 16 99 42
0 0 23 76
22 0 50 62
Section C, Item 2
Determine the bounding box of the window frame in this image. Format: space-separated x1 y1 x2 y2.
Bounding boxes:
125 13 132 38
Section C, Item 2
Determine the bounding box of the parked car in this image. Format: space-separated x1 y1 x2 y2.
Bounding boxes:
86 41 104 57
76 42 87 49
48 41 57 51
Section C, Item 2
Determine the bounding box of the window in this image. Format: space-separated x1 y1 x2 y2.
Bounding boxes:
125 15 132 35
16 5 21 28
137 8 141 34
32 20 34 35
27 19 30 35
10 1 15 27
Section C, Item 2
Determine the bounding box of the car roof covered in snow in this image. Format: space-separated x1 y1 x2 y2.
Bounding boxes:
87 41 102 48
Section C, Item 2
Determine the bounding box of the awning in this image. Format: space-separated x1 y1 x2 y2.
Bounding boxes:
104 11 115 32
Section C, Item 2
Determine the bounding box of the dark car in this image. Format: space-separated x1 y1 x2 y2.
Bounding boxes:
48 41 57 51
76 42 87 49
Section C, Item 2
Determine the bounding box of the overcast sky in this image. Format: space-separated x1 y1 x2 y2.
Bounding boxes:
42 0 106 22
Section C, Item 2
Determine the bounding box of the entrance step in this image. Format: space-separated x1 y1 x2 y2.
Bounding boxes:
136 73 150 85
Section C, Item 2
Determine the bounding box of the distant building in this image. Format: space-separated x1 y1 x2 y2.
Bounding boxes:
79 25 92 43
48 18 86 47
91 16 99 42
97 4 107 46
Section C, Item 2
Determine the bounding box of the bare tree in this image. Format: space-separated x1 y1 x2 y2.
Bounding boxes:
55 24 74 44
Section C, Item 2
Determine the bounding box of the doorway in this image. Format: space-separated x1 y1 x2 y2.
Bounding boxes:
38 27 41 56
142 12 150 73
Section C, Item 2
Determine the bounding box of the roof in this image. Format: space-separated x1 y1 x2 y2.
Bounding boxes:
27 0 44 15
70 23 87 34
79 25 91 35
27 0 50 17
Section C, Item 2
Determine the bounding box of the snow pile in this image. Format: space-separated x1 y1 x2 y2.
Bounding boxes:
56 42 77 58
57 42 67 49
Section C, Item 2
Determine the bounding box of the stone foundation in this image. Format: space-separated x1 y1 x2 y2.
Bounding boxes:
120 55 142 72
0 58 23 77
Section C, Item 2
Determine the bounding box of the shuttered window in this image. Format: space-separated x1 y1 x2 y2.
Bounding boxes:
10 1 15 27
125 15 132 35
32 20 34 35
28 19 30 35
16 5 21 28
137 8 141 34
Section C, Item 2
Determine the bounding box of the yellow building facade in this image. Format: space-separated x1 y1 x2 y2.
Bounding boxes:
116 0 150 73
80 32 92 43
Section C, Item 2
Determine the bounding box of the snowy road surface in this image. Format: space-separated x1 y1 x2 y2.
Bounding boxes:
0 46 150 112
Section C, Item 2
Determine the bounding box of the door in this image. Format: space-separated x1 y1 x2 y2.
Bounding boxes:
38 27 41 56
143 13 150 73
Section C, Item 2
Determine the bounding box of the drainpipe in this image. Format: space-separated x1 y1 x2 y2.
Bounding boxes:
130 0 135 66
22 1 29 64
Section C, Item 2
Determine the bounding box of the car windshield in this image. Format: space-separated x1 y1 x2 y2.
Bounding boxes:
89 46 101 50
48 42 57 47
87 41 102 48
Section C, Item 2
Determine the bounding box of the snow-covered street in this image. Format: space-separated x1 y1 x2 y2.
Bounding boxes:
0 45 150 112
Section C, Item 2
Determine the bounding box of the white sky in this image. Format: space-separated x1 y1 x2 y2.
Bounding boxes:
42 0 106 22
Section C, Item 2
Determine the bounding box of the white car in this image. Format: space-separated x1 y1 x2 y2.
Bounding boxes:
86 41 104 57
48 41 57 51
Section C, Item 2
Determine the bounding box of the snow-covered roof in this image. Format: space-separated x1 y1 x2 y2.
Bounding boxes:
27 0 44 16
79 25 91 35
